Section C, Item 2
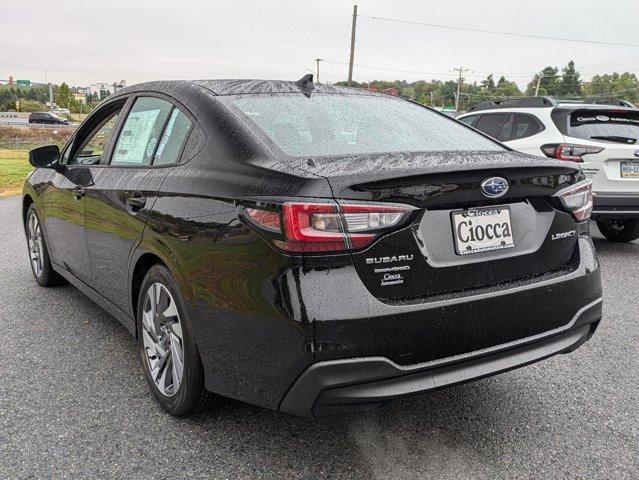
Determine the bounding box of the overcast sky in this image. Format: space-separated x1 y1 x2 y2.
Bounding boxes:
2 0 638 89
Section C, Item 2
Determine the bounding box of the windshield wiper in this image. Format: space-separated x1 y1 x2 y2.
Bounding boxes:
590 135 637 144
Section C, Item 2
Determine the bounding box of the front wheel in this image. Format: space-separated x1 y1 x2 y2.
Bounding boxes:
596 218 639 243
137 264 209 416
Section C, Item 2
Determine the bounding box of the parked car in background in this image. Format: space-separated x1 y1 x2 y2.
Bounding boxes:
52 108 71 115
458 97 639 242
22 78 602 417
28 111 69 125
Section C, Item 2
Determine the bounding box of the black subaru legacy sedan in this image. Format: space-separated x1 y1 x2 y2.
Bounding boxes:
22 77 602 417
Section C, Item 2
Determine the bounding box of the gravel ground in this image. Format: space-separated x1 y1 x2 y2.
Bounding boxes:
0 194 637 479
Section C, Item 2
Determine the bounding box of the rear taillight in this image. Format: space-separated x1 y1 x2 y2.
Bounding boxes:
245 202 413 253
541 143 604 162
556 181 593 221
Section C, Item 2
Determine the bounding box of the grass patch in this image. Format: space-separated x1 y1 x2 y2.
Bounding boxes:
0 149 31 196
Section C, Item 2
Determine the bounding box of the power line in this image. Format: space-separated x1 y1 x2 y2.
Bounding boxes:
359 14 639 48
324 18 352 83
588 86 639 96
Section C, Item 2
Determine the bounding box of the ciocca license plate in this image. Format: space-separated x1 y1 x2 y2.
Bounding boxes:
621 162 639 178
452 206 515 255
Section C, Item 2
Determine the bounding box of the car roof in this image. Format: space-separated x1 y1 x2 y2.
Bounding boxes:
552 103 638 111
459 103 639 118
113 79 379 98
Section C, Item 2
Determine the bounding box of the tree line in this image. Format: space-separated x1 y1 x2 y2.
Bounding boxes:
2 60 638 113
0 82 109 114
337 61 639 110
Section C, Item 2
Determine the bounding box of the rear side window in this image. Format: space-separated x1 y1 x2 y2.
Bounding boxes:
458 115 479 127
474 114 511 141
566 109 639 144
511 113 543 140
111 97 173 165
153 109 192 165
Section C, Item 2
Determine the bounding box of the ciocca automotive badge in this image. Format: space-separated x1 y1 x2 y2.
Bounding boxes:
480 177 509 198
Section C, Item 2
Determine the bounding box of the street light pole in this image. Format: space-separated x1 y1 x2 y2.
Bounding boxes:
314 58 322 83
535 73 543 97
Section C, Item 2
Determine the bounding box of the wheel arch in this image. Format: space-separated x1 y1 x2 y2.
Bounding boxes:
22 194 34 230
129 245 194 338
130 252 165 337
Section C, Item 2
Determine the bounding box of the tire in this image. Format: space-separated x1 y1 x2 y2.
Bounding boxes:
25 203 66 287
596 218 639 243
137 264 209 416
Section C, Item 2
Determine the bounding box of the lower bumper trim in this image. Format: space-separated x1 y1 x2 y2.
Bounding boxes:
280 315 599 417
592 194 639 218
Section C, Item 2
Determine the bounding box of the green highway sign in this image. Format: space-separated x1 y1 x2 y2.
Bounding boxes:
16 79 31 86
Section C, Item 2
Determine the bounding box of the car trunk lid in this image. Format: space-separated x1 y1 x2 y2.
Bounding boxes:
310 151 585 301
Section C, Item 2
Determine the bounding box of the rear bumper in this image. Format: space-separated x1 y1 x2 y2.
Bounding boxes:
280 300 601 417
191 237 601 413
592 193 639 218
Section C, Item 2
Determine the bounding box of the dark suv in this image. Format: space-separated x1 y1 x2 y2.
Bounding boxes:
28 111 69 125
22 78 602 417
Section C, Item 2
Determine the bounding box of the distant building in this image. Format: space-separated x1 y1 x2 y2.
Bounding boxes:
88 80 126 99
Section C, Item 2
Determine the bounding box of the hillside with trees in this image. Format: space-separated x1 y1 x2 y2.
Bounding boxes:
336 61 639 111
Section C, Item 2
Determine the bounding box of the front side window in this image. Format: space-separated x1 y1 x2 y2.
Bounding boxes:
229 94 502 157
70 105 123 165
77 112 121 160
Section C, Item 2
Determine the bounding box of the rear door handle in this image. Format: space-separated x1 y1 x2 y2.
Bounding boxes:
72 187 85 200
126 193 147 210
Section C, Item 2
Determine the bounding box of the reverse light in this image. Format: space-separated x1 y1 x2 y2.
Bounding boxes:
245 202 413 253
557 181 593 221
541 143 604 162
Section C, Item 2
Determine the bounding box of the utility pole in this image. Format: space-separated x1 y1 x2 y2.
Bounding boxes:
453 66 469 112
430 91 434 106
314 58 322 83
347 4 358 87
49 83 54 112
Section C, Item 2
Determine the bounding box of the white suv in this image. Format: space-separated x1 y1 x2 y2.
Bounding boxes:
457 97 639 242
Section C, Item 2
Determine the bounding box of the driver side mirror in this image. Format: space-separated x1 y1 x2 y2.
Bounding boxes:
29 145 60 168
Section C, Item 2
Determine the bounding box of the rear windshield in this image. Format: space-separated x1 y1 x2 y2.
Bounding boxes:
567 109 639 144
229 94 502 157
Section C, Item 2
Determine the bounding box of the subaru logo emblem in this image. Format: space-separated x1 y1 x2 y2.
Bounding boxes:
481 177 509 198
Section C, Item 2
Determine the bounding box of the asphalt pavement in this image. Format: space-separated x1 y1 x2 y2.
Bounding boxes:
0 194 637 479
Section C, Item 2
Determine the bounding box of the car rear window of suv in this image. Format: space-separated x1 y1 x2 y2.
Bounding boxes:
229 94 503 157
563 109 639 144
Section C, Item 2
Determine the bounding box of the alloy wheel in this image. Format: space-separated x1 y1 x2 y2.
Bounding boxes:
27 212 44 277
141 283 185 397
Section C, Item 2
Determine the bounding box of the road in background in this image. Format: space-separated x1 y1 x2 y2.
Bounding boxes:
0 112 78 127
0 194 636 479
